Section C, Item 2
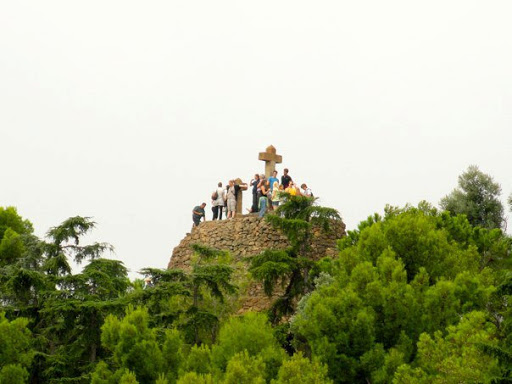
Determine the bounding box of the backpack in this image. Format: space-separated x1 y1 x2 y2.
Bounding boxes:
211 190 218 200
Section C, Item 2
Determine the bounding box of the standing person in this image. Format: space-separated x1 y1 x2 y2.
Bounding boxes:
226 180 238 219
192 203 206 227
268 170 279 192
271 181 280 209
277 184 286 204
301 183 313 197
250 174 260 213
281 168 292 189
257 174 266 199
212 182 225 220
259 181 269 217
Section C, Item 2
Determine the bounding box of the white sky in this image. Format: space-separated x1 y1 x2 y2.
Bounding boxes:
1 1 511 278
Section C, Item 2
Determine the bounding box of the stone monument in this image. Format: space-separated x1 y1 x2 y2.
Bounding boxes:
258 145 282 178
234 178 248 214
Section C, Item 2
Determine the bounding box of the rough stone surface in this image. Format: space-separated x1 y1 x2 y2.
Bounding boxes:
168 215 346 313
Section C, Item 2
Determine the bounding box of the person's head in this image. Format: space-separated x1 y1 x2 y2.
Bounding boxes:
255 174 260 179
279 184 284 191
218 182 222 187
284 168 289 175
273 181 279 189
301 183 307 189
201 203 206 208
272 170 278 177
260 174 265 179
229 180 234 186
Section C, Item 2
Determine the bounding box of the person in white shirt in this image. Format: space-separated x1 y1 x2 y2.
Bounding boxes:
212 182 226 220
301 183 313 197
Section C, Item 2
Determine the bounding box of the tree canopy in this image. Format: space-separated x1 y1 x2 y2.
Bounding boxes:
1 169 512 383
440 165 505 229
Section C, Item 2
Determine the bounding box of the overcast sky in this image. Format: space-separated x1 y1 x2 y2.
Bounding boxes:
1 1 511 278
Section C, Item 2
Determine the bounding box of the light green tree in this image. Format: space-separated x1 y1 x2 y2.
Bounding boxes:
0 313 34 384
272 352 332 384
222 351 266 384
101 306 165 383
0 364 30 384
393 311 501 383
176 372 214 384
292 204 499 383
212 312 284 381
440 165 504 229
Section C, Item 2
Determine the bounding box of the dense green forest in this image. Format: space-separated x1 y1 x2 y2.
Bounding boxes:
1 166 512 384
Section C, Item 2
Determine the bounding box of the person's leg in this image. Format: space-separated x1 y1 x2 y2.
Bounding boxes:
252 193 258 213
259 198 266 217
228 199 236 219
212 205 218 220
219 206 223 220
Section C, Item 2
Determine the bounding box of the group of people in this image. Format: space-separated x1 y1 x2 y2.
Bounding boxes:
192 168 313 227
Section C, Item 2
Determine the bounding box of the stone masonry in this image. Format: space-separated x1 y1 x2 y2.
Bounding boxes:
168 215 346 313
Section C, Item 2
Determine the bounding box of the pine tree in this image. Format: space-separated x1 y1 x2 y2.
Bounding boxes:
248 195 340 322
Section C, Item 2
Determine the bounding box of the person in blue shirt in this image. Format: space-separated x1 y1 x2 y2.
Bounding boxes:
268 170 279 191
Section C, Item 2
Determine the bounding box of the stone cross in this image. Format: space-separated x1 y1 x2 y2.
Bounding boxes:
234 178 248 214
258 145 282 178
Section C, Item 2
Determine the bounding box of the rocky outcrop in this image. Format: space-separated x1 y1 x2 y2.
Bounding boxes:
168 215 346 313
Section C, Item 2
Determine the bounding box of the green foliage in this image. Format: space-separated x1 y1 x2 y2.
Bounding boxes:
212 312 283 380
183 344 212 376
222 351 266 384
272 352 332 384
162 329 185 382
0 364 30 384
138 245 237 344
249 195 341 322
2 191 511 384
176 372 214 384
91 361 115 384
119 370 139 384
0 207 33 241
440 165 505 229
394 311 501 383
101 306 164 383
291 204 504 383
44 216 113 275
0 313 34 373
0 228 25 266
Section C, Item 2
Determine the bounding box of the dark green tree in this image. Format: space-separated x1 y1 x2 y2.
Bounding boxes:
248 195 340 322
138 244 236 344
440 165 505 229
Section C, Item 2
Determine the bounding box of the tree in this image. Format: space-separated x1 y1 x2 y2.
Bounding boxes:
394 312 501 383
291 204 499 383
138 244 237 344
272 352 332 384
211 312 284 381
0 313 34 382
222 351 266 384
100 306 165 383
440 165 504 229
249 195 340 322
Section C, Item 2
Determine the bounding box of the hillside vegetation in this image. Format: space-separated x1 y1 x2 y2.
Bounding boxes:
1 166 512 383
